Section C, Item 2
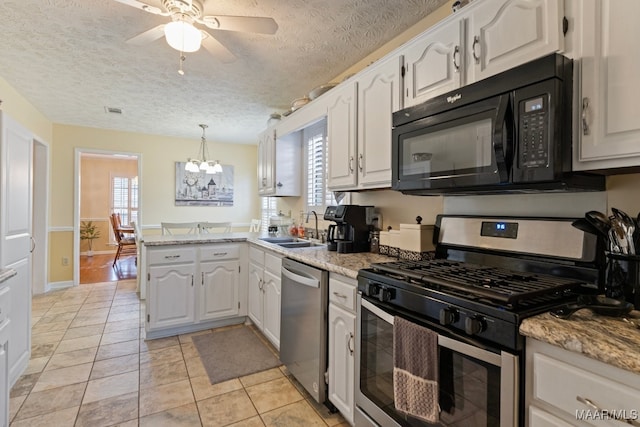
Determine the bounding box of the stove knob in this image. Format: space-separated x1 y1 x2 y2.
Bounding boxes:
365 283 379 297
465 316 486 335
439 307 459 326
378 288 394 303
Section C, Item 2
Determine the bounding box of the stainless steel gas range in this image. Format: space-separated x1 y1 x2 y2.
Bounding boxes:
355 215 601 427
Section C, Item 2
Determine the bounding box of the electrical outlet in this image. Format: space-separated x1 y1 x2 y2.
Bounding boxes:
61 257 69 266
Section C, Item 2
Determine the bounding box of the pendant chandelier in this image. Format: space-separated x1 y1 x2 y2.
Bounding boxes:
185 124 223 174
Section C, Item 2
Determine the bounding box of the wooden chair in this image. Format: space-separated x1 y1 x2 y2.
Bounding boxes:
250 219 262 233
110 213 137 267
160 222 199 235
198 222 233 233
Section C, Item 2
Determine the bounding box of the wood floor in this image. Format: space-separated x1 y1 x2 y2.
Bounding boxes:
80 253 137 284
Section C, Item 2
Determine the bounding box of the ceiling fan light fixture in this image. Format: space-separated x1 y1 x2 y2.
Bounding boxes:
164 18 201 52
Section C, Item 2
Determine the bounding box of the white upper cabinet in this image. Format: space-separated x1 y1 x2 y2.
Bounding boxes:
257 129 301 196
257 129 275 195
573 0 640 170
403 17 465 107
466 0 564 83
327 81 358 190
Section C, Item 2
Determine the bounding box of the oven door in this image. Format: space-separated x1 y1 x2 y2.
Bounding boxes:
355 296 518 427
391 94 512 193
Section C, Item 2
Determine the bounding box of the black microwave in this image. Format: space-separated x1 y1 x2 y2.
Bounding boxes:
391 54 605 195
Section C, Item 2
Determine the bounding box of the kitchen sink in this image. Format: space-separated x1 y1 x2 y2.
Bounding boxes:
258 237 325 249
259 237 296 244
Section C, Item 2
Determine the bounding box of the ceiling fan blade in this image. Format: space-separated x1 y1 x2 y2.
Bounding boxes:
201 31 236 63
112 0 169 15
199 15 278 34
126 24 166 45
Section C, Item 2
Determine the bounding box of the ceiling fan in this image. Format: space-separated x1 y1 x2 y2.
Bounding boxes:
114 0 278 70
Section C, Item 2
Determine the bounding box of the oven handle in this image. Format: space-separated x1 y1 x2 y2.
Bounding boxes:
493 94 511 183
361 298 502 367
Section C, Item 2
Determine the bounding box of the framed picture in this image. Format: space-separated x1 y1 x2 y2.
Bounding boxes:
175 162 234 206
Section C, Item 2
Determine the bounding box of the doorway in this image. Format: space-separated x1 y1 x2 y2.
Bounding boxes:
73 149 142 286
31 138 49 294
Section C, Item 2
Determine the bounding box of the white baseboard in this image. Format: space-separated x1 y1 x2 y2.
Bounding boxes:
81 250 116 256
46 281 74 292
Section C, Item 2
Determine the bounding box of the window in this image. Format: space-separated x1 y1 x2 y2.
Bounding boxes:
261 196 277 230
305 119 337 210
111 175 138 238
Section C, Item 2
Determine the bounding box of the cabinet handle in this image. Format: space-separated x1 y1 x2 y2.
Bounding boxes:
333 291 347 299
349 156 354 172
30 236 36 253
452 45 460 72
191 275 194 287
201 272 204 286
276 182 283 188
358 154 363 172
577 396 640 426
212 252 228 257
164 255 180 259
348 333 354 355
258 278 263 290
472 35 480 64
582 97 591 136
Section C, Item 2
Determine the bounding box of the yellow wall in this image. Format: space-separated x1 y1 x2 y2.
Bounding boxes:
49 229 73 283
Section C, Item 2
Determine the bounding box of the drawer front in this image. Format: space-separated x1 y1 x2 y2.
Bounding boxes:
264 252 282 274
529 406 576 427
200 245 240 262
148 247 196 265
249 245 265 265
533 352 640 426
0 287 9 326
329 277 356 312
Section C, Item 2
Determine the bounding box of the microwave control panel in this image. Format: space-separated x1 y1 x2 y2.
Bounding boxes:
519 95 549 168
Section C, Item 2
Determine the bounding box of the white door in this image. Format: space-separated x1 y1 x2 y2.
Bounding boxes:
328 304 355 424
262 269 281 349
467 0 563 83
0 322 8 427
199 260 239 321
148 264 195 330
574 0 640 170
327 82 358 190
404 18 465 107
247 261 264 329
0 112 32 386
357 55 402 189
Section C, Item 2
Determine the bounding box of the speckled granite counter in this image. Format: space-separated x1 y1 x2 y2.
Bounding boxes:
520 309 640 375
0 268 16 284
143 232 396 278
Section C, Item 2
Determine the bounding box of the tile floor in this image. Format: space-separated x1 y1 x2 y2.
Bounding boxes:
10 280 348 427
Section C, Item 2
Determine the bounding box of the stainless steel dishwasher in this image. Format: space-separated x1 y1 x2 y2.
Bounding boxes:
280 258 329 404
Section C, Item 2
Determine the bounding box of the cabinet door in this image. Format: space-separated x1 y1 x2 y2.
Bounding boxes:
357 56 402 189
262 269 281 350
327 82 358 190
199 260 239 321
247 261 264 329
467 0 563 83
404 19 465 107
6 260 30 387
148 264 195 330
0 323 8 427
258 130 275 195
328 304 355 424
575 0 640 170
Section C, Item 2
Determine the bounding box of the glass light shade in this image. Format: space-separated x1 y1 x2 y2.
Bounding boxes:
164 20 202 53
185 161 200 172
212 162 223 173
205 164 215 174
199 161 209 171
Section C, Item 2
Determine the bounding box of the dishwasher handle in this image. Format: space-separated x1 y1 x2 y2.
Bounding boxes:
281 266 320 288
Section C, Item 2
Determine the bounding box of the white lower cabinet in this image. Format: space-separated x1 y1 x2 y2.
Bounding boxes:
327 274 357 425
526 338 640 427
145 243 246 338
247 245 282 349
0 316 8 427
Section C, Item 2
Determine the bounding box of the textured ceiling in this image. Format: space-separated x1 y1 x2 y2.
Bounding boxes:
0 0 449 144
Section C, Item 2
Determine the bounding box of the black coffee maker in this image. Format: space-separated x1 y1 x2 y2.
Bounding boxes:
324 205 372 253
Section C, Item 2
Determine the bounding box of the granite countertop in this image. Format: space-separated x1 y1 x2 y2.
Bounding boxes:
143 232 396 278
0 268 17 284
520 309 640 375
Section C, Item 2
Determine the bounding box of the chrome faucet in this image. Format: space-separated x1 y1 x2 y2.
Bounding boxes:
306 210 318 239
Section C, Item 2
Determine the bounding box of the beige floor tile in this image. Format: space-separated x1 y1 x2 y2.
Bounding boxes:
178 329 213 344
112 296 141 307
190 376 243 401
108 310 141 323
139 344 184 367
109 303 140 314
63 324 105 340
245 377 303 414
96 339 140 360
55 334 102 354
31 329 66 346
75 391 138 427
239 367 284 388
103 319 140 334
139 378 195 417
9 394 27 423
260 400 327 427
197 389 257 427
227 416 266 427
32 362 93 392
100 327 140 345
32 319 73 334
140 359 189 389
46 303 83 315
37 311 78 323
76 307 110 317
184 356 207 378
30 343 57 359
14 382 86 420
306 396 346 426
139 402 201 427
45 347 97 371
140 335 180 353
69 314 109 328
90 353 139 380
179 341 199 359
23 356 50 375
10 405 79 427
114 420 139 427
83 370 139 404
10 372 42 397
80 300 113 310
